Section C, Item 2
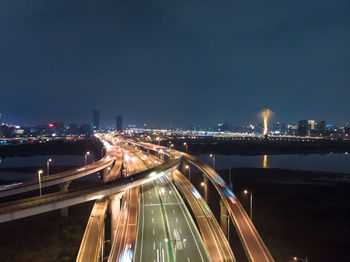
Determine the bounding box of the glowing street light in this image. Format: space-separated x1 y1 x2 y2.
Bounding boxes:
46 158 52 176
244 189 253 220
184 142 188 153
185 164 191 180
200 181 205 187
209 154 215 170
85 151 90 165
156 137 160 145
38 170 43 196
294 257 308 262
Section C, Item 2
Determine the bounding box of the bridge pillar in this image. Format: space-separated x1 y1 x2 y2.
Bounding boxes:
220 199 229 239
59 181 71 217
109 193 123 244
99 220 105 262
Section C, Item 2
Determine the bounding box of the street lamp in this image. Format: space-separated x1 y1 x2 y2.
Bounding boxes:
185 165 191 180
244 189 253 220
156 137 160 145
46 158 52 176
85 151 90 165
209 154 215 170
294 257 308 262
38 170 43 196
184 142 188 153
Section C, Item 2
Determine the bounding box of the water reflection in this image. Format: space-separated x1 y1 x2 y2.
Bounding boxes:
198 153 350 173
263 155 268 168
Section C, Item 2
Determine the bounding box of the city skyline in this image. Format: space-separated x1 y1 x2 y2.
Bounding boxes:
1 109 349 130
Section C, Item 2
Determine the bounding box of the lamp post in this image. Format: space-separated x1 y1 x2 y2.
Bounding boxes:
244 189 253 220
38 170 43 196
210 154 215 170
85 151 90 165
294 257 308 262
46 158 52 176
184 142 188 153
185 165 191 181
156 137 160 145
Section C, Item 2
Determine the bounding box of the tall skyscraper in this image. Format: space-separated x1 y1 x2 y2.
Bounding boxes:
116 116 123 132
92 110 100 130
298 120 308 136
318 121 326 135
54 122 64 135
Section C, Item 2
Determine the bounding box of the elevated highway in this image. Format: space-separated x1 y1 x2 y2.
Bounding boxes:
171 170 235 262
76 198 109 262
0 154 180 223
183 153 274 262
0 154 114 198
125 140 274 262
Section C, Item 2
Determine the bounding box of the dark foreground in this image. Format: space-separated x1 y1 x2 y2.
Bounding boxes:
218 168 350 262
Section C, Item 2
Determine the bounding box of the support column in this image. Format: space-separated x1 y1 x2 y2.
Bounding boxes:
100 220 105 262
220 199 228 238
109 193 123 244
59 181 71 217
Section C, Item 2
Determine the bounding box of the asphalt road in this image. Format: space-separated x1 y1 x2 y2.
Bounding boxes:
171 170 235 262
134 177 211 262
183 153 275 262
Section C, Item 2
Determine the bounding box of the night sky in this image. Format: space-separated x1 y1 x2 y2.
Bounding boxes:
1 1 349 128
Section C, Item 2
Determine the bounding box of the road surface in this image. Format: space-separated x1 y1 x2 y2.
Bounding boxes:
171 170 235 262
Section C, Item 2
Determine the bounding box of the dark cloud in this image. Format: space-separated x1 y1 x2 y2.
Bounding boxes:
1 0 349 127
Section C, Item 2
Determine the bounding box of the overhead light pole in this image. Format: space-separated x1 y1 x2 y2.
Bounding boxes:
185 164 191 181
85 151 90 165
244 189 253 220
38 170 43 196
183 142 188 153
46 158 52 176
210 154 215 170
